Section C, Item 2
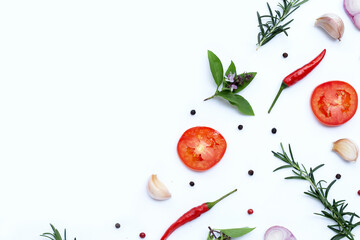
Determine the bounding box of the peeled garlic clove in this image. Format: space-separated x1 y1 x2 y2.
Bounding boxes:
344 0 360 30
147 174 171 200
332 138 358 162
315 13 344 40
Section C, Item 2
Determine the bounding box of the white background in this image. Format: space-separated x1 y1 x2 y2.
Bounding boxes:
1 0 360 239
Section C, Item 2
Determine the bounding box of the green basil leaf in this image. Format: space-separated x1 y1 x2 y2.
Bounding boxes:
216 90 255 116
233 72 257 93
207 230 214 240
219 227 255 238
225 61 236 77
208 50 224 87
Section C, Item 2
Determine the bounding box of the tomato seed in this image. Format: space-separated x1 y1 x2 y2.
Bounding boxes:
189 181 195 187
139 232 146 238
115 223 121 229
271 128 277 134
282 52 288 58
336 174 341 179
190 109 196 115
247 209 254 214
248 170 254 176
238 125 243 130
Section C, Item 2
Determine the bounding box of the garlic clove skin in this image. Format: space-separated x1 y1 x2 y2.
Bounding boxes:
147 174 171 200
344 0 360 29
315 13 344 41
332 138 358 162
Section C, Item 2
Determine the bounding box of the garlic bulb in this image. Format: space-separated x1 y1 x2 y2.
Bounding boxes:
147 174 171 200
344 0 360 30
315 13 344 40
332 138 358 162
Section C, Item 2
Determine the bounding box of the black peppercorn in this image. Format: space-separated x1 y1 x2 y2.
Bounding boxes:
248 170 254 176
283 52 288 58
115 223 121 229
336 174 341 179
271 128 277 134
190 109 196 115
238 125 243 130
189 181 195 187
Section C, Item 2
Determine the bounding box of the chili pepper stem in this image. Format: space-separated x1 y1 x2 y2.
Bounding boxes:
206 189 237 209
268 82 288 113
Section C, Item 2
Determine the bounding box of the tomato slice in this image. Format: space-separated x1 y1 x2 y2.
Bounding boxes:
177 126 227 171
310 81 358 126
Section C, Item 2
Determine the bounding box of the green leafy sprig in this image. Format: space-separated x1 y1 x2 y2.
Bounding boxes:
256 0 308 48
205 50 256 115
41 224 76 240
272 143 360 240
207 226 255 240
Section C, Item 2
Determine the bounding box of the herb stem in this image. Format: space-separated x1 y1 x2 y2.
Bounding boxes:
273 143 360 240
257 14 284 50
256 0 309 48
204 95 216 101
284 158 351 236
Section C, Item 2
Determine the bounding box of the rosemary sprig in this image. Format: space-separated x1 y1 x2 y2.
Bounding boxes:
41 224 76 240
256 0 309 48
272 143 360 240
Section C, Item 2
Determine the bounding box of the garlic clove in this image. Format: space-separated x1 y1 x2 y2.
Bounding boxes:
315 13 344 41
147 174 171 200
332 138 358 162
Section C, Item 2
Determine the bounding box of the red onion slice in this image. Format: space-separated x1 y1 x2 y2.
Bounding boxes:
344 0 360 29
264 226 297 240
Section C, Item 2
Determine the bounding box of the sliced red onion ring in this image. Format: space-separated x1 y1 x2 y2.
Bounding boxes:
264 226 297 240
344 0 360 29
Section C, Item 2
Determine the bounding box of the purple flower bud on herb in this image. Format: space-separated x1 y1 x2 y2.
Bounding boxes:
236 75 244 86
226 72 235 83
230 84 238 91
245 73 253 81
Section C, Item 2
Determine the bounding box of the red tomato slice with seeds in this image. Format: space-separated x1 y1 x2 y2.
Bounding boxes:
177 126 227 171
310 81 358 126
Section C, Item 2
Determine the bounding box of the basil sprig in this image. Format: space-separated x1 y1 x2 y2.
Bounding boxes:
207 226 255 239
205 50 256 115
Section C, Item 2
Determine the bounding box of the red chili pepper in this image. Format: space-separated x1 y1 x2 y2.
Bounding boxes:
268 49 326 113
160 189 237 240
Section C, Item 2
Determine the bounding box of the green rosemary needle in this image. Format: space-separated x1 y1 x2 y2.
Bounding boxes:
272 143 360 240
256 0 309 49
41 224 76 240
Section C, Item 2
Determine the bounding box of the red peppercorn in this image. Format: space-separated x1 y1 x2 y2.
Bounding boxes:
358 190 360 196
247 209 254 215
139 232 146 238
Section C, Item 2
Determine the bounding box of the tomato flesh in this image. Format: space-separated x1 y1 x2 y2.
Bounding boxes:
177 127 226 171
311 81 358 126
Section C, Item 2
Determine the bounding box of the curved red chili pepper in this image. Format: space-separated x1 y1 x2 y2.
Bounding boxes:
268 49 326 113
160 189 237 240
